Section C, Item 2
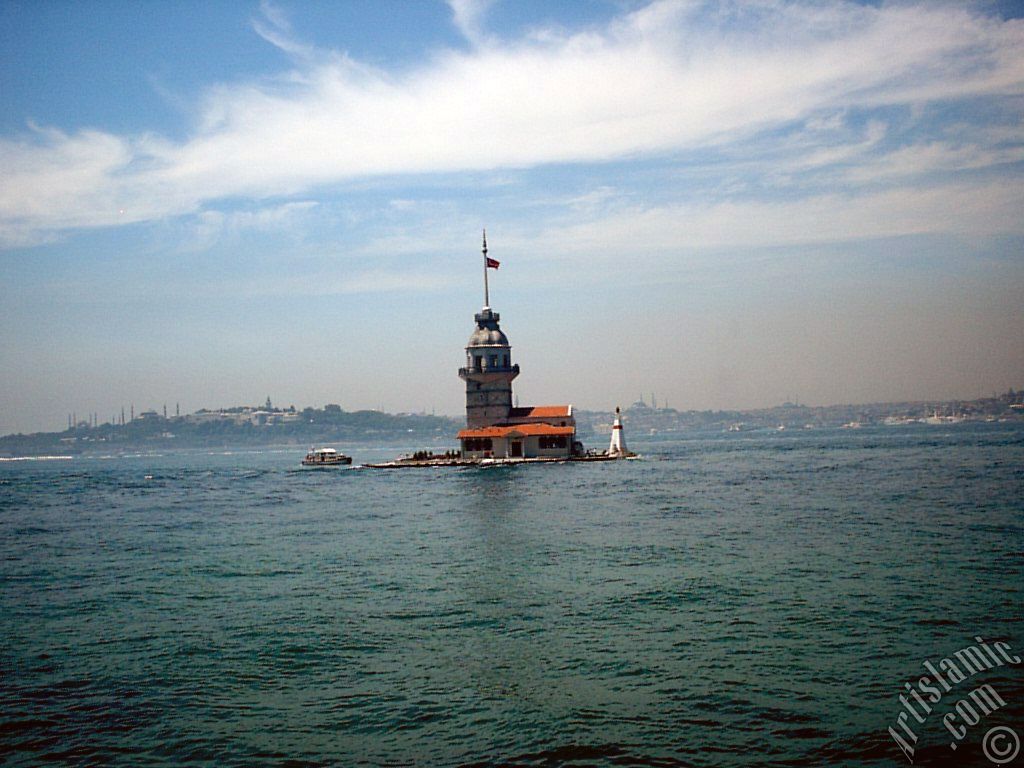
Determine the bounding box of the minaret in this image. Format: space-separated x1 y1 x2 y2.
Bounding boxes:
608 406 629 457
458 232 519 428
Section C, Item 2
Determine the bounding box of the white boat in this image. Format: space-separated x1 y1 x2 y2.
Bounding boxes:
883 416 916 426
922 410 966 425
301 447 352 466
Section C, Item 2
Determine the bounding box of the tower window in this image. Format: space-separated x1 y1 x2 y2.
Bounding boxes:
489 354 498 369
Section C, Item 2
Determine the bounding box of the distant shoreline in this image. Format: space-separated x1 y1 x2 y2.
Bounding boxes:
2 391 1020 459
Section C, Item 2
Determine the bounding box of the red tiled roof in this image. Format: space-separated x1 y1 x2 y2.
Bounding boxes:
458 423 576 439
507 405 572 418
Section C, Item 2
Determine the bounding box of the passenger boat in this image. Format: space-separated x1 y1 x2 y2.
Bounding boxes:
301 447 352 466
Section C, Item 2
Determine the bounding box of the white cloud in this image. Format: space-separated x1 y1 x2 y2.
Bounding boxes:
447 0 496 46
181 200 319 251
252 0 316 60
238 267 453 297
516 178 1024 262
844 141 1024 182
1 1 1022 247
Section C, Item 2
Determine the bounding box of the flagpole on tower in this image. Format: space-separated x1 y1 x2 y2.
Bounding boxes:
482 229 489 309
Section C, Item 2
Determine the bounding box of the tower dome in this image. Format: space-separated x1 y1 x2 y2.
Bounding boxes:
467 318 509 348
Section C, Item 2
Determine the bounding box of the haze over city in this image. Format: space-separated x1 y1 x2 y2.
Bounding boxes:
2 0 1023 435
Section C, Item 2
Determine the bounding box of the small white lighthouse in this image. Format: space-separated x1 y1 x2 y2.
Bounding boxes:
608 406 629 458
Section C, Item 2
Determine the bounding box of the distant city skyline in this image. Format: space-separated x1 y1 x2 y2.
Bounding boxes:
2 0 1023 435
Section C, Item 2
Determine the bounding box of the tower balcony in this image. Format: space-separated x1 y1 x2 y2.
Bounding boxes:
459 363 520 382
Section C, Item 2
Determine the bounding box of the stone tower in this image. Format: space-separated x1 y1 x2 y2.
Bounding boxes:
458 307 520 428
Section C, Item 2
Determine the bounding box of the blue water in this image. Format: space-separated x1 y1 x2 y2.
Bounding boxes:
2 424 1022 766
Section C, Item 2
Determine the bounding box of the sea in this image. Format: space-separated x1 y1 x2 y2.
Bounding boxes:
1 423 1022 767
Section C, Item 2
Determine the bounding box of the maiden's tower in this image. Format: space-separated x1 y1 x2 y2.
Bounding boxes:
456 232 579 460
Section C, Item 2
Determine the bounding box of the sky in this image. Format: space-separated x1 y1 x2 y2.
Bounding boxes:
1 0 1023 434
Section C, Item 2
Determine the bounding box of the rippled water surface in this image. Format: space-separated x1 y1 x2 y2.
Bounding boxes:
2 425 1023 766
